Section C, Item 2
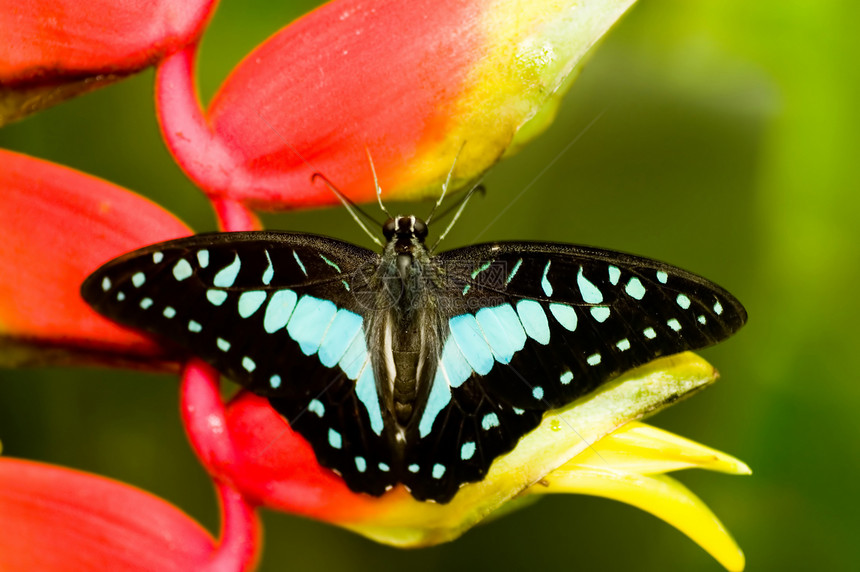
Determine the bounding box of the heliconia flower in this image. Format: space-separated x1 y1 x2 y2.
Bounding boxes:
0 150 748 570
0 149 190 368
0 0 218 125
156 0 639 210
2 2 749 568
0 457 260 571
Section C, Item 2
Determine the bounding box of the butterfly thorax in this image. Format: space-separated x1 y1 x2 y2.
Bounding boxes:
369 216 445 448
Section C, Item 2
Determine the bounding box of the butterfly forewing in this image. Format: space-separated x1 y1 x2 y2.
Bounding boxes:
81 232 399 494
397 242 746 501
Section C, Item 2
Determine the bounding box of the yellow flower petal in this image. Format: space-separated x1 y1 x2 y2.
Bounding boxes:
533 468 745 572
569 421 752 476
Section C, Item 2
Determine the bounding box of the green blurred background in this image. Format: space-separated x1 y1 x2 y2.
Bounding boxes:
2 0 859 569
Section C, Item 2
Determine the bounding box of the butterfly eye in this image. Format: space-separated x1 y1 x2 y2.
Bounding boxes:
413 218 428 239
383 218 397 240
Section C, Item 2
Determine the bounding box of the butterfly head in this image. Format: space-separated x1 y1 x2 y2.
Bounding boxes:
383 215 428 245
382 215 429 286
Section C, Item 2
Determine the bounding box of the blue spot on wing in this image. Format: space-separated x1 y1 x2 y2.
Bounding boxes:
541 260 553 296
355 361 384 435
438 337 472 388
625 277 646 300
318 309 363 367
488 304 526 350
213 253 241 287
238 291 266 318
319 254 342 273
476 304 524 363
481 412 500 430
206 289 227 306
338 334 367 379
590 306 611 322
460 441 476 460
449 314 494 375
286 295 337 355
549 303 578 331
419 331 483 437
355 456 367 472
292 250 307 276
419 366 452 438
516 300 550 345
505 258 523 284
308 399 325 417
577 266 603 303
264 290 297 333
173 259 192 281
262 251 274 285
328 428 342 449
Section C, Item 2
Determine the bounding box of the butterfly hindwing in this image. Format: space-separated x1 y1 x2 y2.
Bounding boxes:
81 231 398 494
399 241 747 501
268 367 396 496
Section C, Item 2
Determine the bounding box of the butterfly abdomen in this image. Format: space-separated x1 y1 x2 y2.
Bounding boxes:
367 238 449 444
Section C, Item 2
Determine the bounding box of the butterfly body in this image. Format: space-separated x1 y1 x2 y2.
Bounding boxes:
362 215 446 463
82 216 746 503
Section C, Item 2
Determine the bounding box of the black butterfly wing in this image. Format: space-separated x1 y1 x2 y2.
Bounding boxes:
401 242 747 502
81 231 398 496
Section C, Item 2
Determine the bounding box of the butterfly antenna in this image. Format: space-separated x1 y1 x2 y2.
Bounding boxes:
430 182 484 252
365 148 392 218
426 142 466 225
432 182 486 222
311 173 384 247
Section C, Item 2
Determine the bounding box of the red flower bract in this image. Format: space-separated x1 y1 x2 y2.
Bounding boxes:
0 149 191 367
157 0 640 210
0 0 218 124
0 458 216 572
157 0 484 210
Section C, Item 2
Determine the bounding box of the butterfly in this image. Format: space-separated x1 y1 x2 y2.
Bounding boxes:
81 215 746 503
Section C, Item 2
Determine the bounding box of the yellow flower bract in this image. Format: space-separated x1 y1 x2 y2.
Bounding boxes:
394 0 638 198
